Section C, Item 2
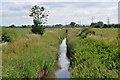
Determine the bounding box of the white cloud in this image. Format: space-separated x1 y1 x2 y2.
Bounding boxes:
1 1 118 26
46 2 118 24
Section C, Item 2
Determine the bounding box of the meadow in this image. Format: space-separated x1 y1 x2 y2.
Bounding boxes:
2 27 66 78
1 27 120 78
66 28 119 78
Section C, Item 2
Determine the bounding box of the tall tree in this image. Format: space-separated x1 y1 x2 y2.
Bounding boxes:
29 5 48 35
29 5 48 26
97 21 104 28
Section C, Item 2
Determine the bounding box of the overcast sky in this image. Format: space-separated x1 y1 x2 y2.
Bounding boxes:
0 0 119 26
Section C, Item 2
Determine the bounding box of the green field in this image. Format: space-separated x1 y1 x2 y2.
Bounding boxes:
1 27 120 78
2 28 66 78
66 28 119 78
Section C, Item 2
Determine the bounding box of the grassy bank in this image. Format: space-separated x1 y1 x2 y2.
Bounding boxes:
2 28 66 78
67 28 119 78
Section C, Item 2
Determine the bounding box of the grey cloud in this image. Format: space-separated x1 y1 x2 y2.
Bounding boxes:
38 2 66 9
23 4 32 10
2 2 32 11
2 12 28 17
9 4 31 11
38 2 117 8
64 2 117 8
9 7 23 11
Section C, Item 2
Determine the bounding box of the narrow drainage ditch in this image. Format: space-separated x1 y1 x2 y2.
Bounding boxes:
55 38 70 78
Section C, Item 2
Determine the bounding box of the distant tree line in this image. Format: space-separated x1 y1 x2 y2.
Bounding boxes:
8 24 32 28
47 22 86 28
90 21 120 28
7 21 119 28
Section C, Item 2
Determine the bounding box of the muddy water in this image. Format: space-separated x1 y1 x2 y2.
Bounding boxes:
55 38 70 78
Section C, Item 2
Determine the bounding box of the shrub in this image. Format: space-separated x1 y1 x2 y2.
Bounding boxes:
2 29 19 42
79 27 95 39
31 25 45 35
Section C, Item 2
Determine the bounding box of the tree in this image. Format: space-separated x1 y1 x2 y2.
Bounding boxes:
70 22 76 28
21 25 27 28
29 5 48 35
9 24 16 28
90 21 104 28
55 24 63 27
97 21 104 28
90 23 97 28
103 24 108 28
75 24 80 27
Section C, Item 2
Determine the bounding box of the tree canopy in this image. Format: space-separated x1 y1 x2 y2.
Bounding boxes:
29 5 48 26
70 22 76 28
29 5 48 35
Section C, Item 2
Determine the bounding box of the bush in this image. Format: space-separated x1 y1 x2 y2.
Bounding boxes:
2 29 19 42
31 25 45 35
79 27 95 39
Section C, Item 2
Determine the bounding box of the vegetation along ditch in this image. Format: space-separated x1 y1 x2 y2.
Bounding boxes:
66 28 119 78
2 28 66 78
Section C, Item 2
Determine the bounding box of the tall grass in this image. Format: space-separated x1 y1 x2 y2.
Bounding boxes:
0 27 2 79
2 29 66 78
88 28 118 44
67 28 119 78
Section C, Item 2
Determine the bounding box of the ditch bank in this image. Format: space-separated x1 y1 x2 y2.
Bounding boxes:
2 29 66 78
66 29 119 78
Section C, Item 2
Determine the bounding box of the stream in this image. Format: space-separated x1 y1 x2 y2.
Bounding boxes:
55 38 70 78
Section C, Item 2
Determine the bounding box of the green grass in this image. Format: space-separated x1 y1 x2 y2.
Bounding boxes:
1 27 57 35
0 27 1 79
66 28 119 78
2 28 66 78
88 28 119 43
0 27 2 41
2 28 31 35
2 27 120 78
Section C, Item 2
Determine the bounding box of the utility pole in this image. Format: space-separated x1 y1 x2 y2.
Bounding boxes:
92 16 94 23
91 16 95 23
107 17 110 25
118 1 120 24
79 20 81 26
65 22 68 27
94 16 95 23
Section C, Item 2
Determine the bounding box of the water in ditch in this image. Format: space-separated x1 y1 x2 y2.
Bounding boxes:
55 38 70 78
